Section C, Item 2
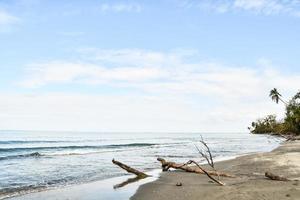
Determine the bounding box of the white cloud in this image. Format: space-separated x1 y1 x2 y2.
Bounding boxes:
20 61 166 88
19 49 300 100
12 49 300 132
0 93 202 132
186 0 300 16
99 3 142 13
233 0 288 14
0 92 284 132
0 10 19 27
234 0 271 10
1 63 292 131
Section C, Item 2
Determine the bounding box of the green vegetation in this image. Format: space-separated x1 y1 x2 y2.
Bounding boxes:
249 89 300 135
269 88 287 105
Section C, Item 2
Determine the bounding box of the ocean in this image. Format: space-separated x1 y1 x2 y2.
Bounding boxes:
0 131 282 199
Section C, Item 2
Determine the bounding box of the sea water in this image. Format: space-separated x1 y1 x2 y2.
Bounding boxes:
0 131 282 198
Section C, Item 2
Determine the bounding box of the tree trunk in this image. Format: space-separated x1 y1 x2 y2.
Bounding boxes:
157 158 234 178
112 159 149 178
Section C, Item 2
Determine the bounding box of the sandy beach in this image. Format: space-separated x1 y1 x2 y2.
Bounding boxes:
5 140 299 200
2 1 300 199
132 140 300 200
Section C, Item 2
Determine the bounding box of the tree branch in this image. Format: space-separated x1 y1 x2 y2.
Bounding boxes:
186 160 225 186
112 159 149 178
157 158 234 178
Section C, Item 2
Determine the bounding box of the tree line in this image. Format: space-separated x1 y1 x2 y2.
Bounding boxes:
249 88 300 135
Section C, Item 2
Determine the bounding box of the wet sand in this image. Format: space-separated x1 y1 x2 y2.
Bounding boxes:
131 141 300 200
6 170 160 200
6 141 300 200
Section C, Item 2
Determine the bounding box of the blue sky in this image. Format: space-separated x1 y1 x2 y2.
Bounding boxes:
1 0 300 132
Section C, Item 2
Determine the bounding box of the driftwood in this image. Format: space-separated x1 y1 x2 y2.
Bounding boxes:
273 133 300 141
195 135 215 168
112 137 233 188
157 158 234 178
265 172 290 181
112 159 149 178
186 160 225 186
196 135 222 181
112 159 150 189
286 135 300 141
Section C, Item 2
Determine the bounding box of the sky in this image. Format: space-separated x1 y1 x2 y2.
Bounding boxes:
0 0 300 132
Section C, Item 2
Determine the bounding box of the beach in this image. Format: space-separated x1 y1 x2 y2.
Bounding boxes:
5 140 299 200
1 131 280 199
2 1 300 199
132 140 300 200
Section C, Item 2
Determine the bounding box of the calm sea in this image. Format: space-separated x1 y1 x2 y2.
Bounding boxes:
0 131 282 198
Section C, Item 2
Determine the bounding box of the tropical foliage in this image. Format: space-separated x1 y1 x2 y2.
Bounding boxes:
249 89 300 135
269 88 286 105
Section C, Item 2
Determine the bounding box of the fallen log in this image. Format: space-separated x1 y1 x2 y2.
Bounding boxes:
287 135 300 141
157 158 235 178
112 159 149 178
276 133 300 141
184 160 225 186
265 172 290 181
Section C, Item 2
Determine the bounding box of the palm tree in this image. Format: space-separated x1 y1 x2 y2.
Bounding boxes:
269 88 287 105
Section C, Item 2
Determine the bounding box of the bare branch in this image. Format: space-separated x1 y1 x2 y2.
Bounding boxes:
187 160 225 186
157 158 235 178
199 135 214 168
194 144 211 167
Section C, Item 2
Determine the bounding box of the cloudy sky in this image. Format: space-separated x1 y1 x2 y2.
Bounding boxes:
1 0 300 132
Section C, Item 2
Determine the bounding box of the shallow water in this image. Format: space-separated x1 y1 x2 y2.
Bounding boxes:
8 169 161 200
0 131 282 198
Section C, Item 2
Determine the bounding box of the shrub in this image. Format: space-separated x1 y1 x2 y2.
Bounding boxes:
249 115 280 134
250 90 300 135
284 92 300 134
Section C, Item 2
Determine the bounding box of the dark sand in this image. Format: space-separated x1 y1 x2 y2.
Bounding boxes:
6 141 300 200
131 141 300 200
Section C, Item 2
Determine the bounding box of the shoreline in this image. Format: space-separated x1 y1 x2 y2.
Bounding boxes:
2 152 266 200
131 140 300 200
4 139 295 200
5 170 161 200
0 154 248 200
3 155 242 200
